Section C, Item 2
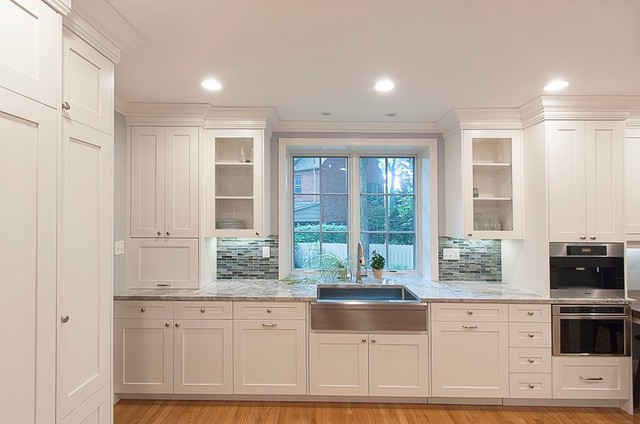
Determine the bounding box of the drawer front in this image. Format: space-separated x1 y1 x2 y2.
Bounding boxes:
233 301 306 320
509 348 552 373
509 373 552 398
174 301 233 320
431 303 508 322
509 323 551 348
552 357 631 400
115 300 173 319
509 304 551 323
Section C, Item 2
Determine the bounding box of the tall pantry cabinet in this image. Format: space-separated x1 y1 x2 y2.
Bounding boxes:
0 1 123 423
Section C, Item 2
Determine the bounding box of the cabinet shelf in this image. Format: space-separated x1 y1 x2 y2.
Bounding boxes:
215 196 254 200
473 162 512 170
474 197 512 201
215 162 254 166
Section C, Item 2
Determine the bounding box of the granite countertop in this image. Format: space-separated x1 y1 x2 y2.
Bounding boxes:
114 277 632 305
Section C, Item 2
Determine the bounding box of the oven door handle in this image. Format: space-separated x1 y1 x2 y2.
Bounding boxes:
579 376 604 381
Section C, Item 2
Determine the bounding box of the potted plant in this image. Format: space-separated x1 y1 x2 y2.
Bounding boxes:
319 251 351 281
370 251 385 279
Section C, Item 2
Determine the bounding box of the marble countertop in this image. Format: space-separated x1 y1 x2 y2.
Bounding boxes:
114 277 632 305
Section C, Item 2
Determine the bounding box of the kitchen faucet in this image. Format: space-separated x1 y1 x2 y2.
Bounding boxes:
355 241 367 283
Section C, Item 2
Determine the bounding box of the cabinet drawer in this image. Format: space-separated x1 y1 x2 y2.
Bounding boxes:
552 356 631 400
234 301 306 320
174 301 233 320
509 348 552 373
509 373 552 398
509 304 551 322
431 303 508 322
509 323 551 348
115 300 173 319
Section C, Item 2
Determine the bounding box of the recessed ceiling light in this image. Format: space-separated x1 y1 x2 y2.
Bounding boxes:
201 78 222 91
544 80 569 92
375 79 395 92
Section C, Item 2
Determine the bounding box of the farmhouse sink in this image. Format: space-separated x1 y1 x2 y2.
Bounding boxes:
311 285 427 332
315 285 420 303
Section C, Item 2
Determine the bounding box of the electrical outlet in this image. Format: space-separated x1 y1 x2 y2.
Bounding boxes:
262 246 270 258
442 247 460 260
114 240 125 256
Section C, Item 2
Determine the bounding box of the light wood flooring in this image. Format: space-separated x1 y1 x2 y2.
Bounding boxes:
115 400 640 424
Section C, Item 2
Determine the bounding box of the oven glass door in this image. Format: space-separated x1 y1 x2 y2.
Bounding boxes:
549 257 624 291
553 316 629 356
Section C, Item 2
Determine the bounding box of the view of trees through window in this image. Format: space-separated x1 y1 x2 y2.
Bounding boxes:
292 155 416 271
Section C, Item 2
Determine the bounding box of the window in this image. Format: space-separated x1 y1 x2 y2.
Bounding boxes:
279 138 438 279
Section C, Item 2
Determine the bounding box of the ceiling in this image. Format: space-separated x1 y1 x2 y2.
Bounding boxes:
107 0 640 124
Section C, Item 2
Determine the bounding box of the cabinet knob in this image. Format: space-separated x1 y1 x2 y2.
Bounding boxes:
200 308 206 313
165 323 170 327
467 233 473 237
527 333 535 338
528 384 535 389
371 339 376 343
60 314 70 323
528 358 535 364
589 236 597 240
267 308 272 313
61 101 71 111
140 307 146 312
256 232 260 236
175 323 180 328
527 311 534 316
467 310 473 315
579 236 587 240
166 231 171 236
157 231 162 236
362 338 367 343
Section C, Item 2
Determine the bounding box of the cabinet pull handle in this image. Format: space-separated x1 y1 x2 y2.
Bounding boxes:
579 236 587 240
528 384 535 389
60 314 70 323
140 307 146 312
266 308 272 313
175 323 180 328
261 323 277 328
579 376 603 381
462 325 478 329
165 323 170 327
527 311 534 316
157 231 162 236
157 283 171 287
362 338 367 343
528 358 535 364
467 310 473 315
200 308 206 313
62 101 71 110
527 333 535 338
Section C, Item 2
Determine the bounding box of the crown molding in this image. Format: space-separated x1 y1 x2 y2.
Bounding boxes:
437 108 522 139
63 11 121 63
520 96 640 128
43 0 71 15
626 119 640 130
272 119 440 134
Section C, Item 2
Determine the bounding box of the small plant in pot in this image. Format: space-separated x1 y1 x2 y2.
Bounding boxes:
370 251 386 279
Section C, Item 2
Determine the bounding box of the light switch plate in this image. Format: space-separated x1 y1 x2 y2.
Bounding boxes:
442 247 460 260
262 246 270 258
114 240 125 256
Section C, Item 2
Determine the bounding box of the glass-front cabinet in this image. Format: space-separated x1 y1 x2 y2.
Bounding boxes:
206 129 270 237
463 129 522 239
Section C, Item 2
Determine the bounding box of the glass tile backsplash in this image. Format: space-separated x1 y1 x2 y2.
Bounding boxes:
217 236 279 279
438 236 501 281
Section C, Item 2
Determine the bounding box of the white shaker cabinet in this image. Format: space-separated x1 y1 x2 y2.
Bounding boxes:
130 126 199 238
624 128 640 240
547 121 624 243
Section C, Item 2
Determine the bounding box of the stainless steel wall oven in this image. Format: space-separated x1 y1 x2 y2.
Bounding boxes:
552 305 630 356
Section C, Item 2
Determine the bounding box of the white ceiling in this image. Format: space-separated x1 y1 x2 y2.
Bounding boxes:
107 0 640 124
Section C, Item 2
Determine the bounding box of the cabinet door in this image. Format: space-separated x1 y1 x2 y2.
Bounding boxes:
431 321 509 398
164 127 199 238
58 383 111 424
309 333 369 396
625 129 640 239
0 88 57 423
174 320 233 394
547 121 588 242
584 121 624 242
127 238 199 288
234 319 306 394
62 27 114 134
57 120 112 419
0 0 58 107
368 334 429 397
130 127 165 237
114 319 173 394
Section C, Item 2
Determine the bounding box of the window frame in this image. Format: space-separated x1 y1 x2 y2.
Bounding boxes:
278 138 439 280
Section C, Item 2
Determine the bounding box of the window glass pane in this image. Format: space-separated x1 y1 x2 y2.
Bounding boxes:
389 195 415 231
294 232 320 269
320 194 348 230
321 232 348 264
360 157 386 193
360 195 386 231
293 194 320 225
320 157 348 193
293 157 320 194
387 157 414 194
389 233 415 270
361 232 386 263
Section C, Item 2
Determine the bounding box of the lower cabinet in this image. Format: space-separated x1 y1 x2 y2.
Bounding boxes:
552 356 631 400
232 301 307 395
114 300 233 394
59 383 111 424
309 333 429 397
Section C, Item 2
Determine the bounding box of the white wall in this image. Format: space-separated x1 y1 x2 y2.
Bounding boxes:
113 112 127 292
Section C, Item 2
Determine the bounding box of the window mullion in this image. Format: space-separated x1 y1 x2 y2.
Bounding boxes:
350 152 361 260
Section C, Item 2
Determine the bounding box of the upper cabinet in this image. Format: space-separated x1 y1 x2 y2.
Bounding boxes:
130 126 199 238
0 0 59 108
547 121 624 243
62 27 114 134
206 129 271 237
445 127 523 239
624 127 640 240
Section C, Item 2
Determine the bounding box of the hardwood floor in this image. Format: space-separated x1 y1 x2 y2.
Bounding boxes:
114 400 640 424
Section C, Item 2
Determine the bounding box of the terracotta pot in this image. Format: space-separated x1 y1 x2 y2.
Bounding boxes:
372 268 383 279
